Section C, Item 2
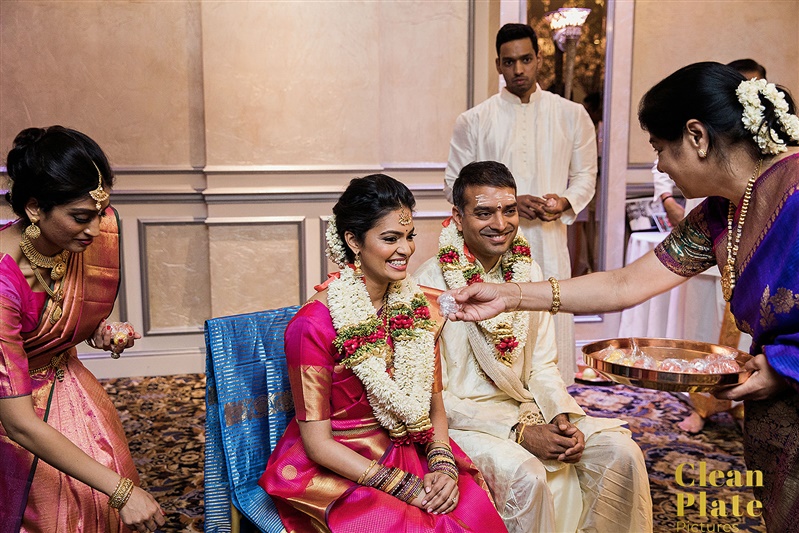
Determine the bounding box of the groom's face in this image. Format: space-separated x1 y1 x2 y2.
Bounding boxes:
452 185 519 270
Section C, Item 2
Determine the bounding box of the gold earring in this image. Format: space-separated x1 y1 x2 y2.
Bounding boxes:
354 252 363 277
25 220 41 240
698 149 707 158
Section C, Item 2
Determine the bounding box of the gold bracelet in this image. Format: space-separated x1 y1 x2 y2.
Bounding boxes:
109 477 135 509
425 439 452 452
515 423 527 445
547 277 561 315
510 282 523 312
357 459 378 485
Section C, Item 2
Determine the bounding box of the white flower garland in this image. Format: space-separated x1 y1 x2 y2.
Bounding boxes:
736 78 799 155
437 222 532 367
325 216 348 267
327 263 437 442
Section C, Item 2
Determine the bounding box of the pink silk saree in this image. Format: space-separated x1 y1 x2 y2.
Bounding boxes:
259 301 506 532
0 209 138 533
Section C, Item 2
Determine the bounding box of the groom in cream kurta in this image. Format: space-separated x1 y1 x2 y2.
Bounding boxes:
444 23 598 385
416 162 651 533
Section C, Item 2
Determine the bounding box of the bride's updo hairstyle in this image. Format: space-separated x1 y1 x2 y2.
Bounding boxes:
332 174 415 263
5 126 114 222
638 61 797 159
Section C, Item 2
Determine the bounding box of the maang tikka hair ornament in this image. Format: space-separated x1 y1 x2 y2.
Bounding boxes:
399 208 412 226
90 161 110 212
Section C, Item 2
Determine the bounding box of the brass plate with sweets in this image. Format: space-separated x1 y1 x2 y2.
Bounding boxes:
582 337 752 393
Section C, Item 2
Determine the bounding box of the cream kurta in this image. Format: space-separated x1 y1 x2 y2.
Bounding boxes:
415 256 652 533
444 87 598 384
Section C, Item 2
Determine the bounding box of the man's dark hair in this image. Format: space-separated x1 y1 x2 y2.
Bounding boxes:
496 23 539 56
726 58 766 79
452 161 517 211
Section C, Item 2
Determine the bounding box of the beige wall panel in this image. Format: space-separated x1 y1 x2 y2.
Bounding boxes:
378 2 469 163
201 1 381 166
209 223 301 316
144 223 211 331
628 0 799 166
408 214 450 276
0 1 202 167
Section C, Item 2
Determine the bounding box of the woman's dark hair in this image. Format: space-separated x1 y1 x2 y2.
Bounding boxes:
332 174 416 263
638 62 797 158
452 161 517 211
5 126 114 221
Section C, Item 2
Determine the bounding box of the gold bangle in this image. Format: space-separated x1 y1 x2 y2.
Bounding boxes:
109 477 134 509
425 439 452 452
547 277 561 315
357 459 378 485
510 282 523 312
515 423 527 445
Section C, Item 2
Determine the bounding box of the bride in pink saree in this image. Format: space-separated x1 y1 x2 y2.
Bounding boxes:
259 174 505 532
0 127 163 532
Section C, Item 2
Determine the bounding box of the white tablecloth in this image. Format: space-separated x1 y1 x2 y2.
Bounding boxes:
617 232 750 349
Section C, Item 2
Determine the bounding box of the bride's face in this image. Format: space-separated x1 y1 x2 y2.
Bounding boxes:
347 207 416 287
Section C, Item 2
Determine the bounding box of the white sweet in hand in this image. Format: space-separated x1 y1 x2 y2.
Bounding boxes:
438 292 462 316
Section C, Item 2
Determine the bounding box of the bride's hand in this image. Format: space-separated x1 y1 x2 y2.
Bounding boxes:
448 284 507 322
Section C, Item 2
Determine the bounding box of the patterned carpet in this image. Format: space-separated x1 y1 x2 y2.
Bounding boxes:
101 374 765 533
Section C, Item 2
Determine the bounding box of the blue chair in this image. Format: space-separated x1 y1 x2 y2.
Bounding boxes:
204 306 300 533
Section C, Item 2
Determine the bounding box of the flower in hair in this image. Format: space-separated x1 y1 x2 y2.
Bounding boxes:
325 216 348 267
736 78 799 155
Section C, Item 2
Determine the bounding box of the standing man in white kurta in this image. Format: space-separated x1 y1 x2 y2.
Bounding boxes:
444 23 597 385
416 161 652 533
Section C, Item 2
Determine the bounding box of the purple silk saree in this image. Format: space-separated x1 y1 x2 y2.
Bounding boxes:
656 153 799 532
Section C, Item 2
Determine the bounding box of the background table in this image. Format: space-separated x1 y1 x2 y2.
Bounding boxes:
617 232 750 349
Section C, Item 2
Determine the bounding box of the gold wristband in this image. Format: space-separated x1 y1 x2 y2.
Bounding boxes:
515 423 527 445
109 477 134 510
510 282 523 312
547 277 561 315
357 459 378 485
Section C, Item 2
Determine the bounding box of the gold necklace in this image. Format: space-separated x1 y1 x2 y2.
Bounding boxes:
19 234 71 323
721 158 762 302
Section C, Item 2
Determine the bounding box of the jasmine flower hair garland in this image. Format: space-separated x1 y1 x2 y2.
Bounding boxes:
736 78 799 155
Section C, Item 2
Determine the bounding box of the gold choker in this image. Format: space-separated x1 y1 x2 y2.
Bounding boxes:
19 234 70 323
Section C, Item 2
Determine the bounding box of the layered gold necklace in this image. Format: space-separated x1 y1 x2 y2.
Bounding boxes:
19 233 71 323
721 158 763 302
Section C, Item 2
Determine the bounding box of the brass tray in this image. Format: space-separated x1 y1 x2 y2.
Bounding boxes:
582 337 752 393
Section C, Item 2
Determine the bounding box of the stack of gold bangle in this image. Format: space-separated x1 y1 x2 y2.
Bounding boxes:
362 465 423 503
109 477 134 510
426 442 458 481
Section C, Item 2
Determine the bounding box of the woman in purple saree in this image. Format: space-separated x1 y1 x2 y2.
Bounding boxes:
442 62 799 532
258 175 505 532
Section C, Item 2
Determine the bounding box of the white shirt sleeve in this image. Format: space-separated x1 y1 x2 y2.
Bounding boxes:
652 159 676 200
443 112 475 205
560 106 598 224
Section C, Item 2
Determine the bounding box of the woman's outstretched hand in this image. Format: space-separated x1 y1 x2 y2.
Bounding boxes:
446 284 507 322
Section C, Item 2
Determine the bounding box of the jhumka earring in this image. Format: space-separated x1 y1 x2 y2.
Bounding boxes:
25 220 41 240
354 252 364 277
90 161 110 213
